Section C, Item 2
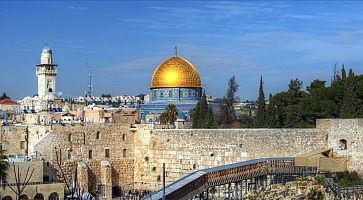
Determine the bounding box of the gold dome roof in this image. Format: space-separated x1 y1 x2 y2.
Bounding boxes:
151 56 201 89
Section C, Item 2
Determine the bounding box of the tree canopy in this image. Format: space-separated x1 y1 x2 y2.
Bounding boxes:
190 92 218 128
265 65 363 128
218 76 239 127
160 104 178 125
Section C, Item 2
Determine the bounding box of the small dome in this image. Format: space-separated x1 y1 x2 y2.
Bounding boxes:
42 46 52 55
151 56 201 89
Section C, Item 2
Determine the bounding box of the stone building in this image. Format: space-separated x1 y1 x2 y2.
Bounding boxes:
1 118 363 200
1 161 64 200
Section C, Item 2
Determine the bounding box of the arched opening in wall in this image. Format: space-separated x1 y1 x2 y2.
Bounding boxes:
112 186 122 198
19 195 28 200
122 134 127 141
68 133 71 142
339 139 347 150
96 131 100 139
48 88 53 92
34 193 44 200
48 192 59 200
2 196 12 200
123 149 127 157
193 164 197 170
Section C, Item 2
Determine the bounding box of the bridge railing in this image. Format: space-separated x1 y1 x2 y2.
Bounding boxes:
142 157 317 200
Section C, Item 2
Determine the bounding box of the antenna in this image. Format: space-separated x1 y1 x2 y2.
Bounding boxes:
174 45 178 56
86 59 93 99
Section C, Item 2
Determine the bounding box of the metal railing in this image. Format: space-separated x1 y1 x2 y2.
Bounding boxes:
142 157 317 200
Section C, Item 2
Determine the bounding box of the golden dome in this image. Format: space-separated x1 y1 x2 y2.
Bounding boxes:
151 56 201 89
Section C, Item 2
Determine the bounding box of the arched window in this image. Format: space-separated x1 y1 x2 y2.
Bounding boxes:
48 193 59 200
339 139 347 150
68 133 71 142
19 195 28 200
122 134 127 141
96 131 100 139
2 196 13 200
34 193 44 200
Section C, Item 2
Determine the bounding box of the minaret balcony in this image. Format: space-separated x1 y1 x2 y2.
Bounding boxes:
36 68 57 75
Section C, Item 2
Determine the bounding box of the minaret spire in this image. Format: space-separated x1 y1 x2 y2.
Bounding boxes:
174 45 178 57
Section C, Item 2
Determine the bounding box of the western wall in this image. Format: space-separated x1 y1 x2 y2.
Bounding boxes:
2 118 362 199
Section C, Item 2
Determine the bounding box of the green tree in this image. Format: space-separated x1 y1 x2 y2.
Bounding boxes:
160 104 178 125
340 69 359 118
300 80 338 126
0 148 9 188
307 188 324 200
341 64 347 81
255 76 266 127
219 76 239 126
285 79 304 127
0 93 9 100
266 92 288 128
190 93 217 128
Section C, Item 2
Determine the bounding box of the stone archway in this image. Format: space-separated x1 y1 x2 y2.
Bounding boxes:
49 192 59 200
34 193 44 200
19 195 28 200
112 186 122 198
2 196 12 200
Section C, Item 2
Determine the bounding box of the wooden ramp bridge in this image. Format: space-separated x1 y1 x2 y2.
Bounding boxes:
142 157 318 200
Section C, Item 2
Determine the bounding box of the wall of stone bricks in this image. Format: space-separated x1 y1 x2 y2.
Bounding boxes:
323 118 363 173
33 124 136 195
133 126 329 190
3 118 363 195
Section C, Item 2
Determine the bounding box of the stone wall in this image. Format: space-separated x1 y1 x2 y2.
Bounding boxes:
5 161 44 184
324 119 363 173
1 183 65 200
133 127 329 190
4 118 363 195
0 124 51 157
33 124 135 195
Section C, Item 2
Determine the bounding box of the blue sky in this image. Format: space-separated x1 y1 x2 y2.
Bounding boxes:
1 1 363 100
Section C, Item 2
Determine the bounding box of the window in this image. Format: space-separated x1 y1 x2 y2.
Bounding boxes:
89 150 93 159
20 141 25 149
68 133 71 142
96 131 100 139
0 143 3 151
123 149 127 157
105 149 110 158
83 132 86 144
67 150 72 160
122 134 127 141
339 139 347 150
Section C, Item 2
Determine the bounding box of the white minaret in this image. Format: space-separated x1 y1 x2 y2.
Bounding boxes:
36 45 58 100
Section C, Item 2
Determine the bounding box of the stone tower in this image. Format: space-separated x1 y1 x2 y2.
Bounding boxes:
36 45 58 100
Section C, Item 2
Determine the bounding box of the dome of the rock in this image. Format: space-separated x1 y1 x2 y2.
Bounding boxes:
151 56 201 89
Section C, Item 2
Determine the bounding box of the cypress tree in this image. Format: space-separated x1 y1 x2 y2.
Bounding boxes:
340 69 358 118
286 79 304 127
219 76 239 125
256 76 266 127
341 64 347 81
191 92 217 128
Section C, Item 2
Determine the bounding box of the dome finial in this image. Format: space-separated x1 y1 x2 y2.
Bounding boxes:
174 45 178 57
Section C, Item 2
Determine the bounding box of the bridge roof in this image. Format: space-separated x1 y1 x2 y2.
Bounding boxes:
144 157 295 200
149 170 206 200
